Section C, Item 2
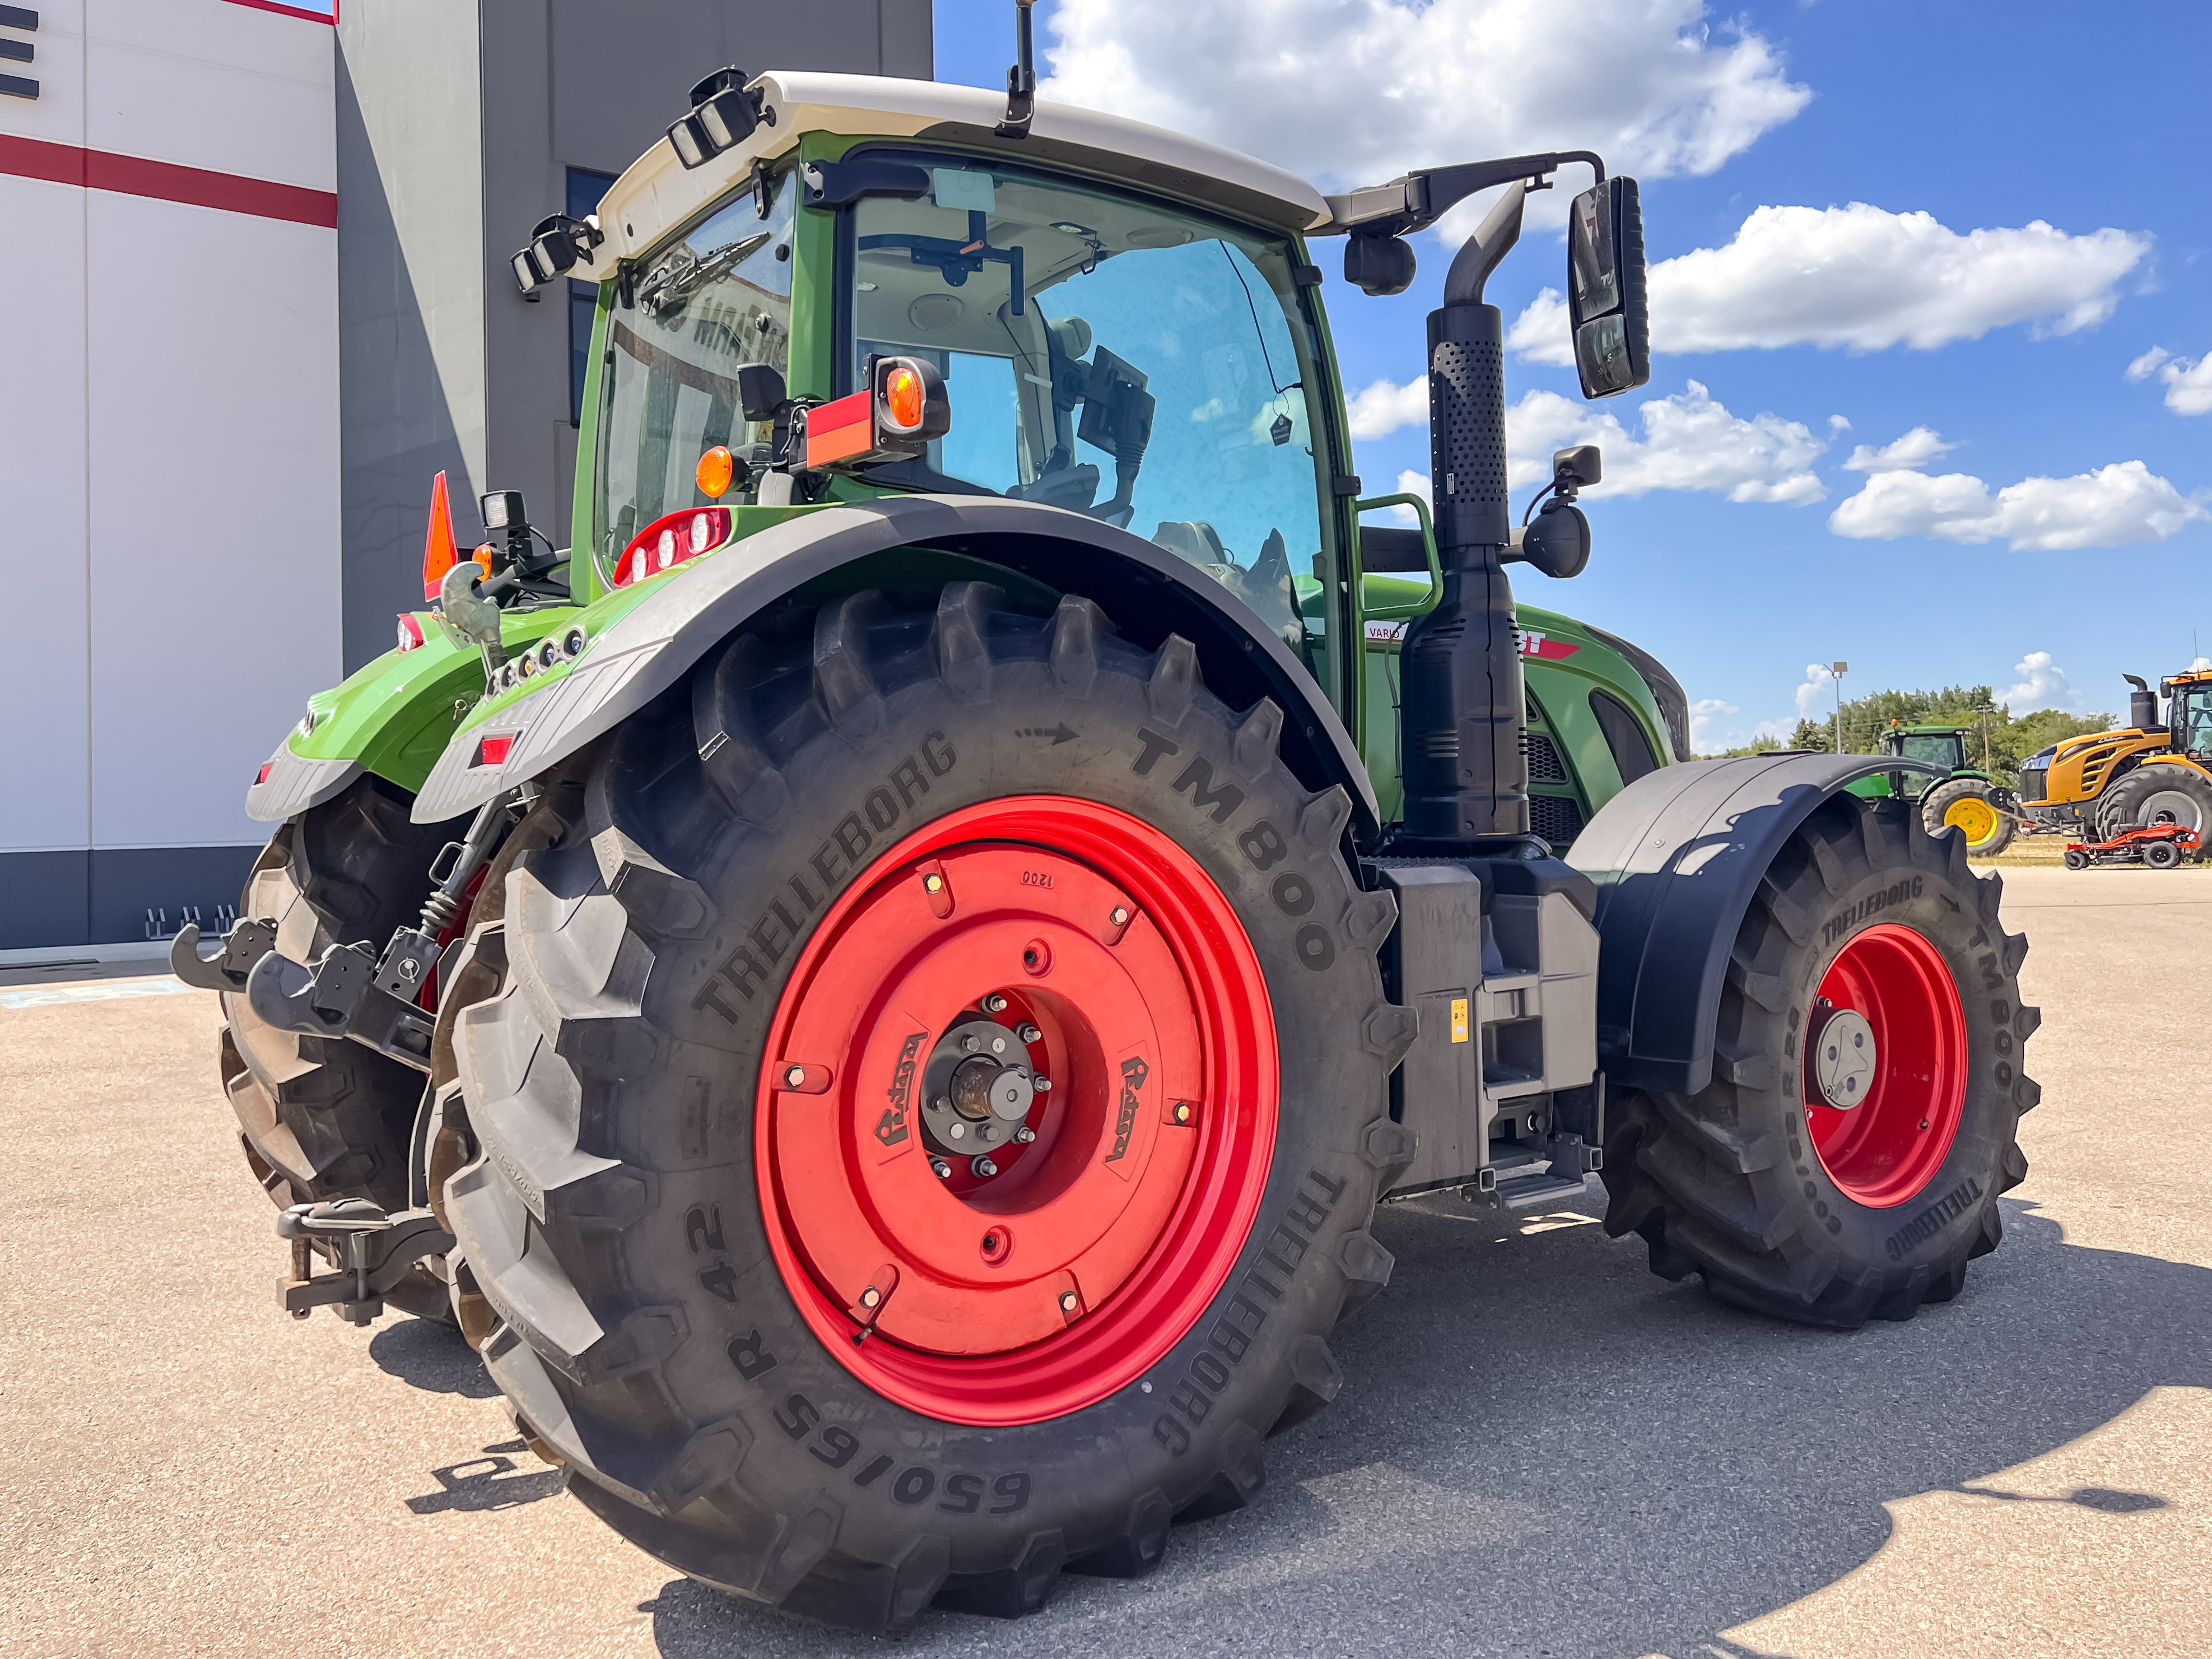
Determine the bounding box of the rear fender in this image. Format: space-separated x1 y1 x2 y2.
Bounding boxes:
409 494 1378 833
1566 752 1943 1096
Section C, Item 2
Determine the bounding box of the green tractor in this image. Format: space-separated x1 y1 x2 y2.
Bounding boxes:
1847 722 2019 857
176 27 2038 1634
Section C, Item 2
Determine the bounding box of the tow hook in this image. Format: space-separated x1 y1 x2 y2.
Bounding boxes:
169 916 279 992
277 1198 453 1325
245 943 437 1071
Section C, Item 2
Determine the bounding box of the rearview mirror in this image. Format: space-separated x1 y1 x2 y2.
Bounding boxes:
1567 176 1650 399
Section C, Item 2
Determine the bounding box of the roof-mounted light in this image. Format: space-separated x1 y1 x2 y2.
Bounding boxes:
511 213 604 294
668 66 767 171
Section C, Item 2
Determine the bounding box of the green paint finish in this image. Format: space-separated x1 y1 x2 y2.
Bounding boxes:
571 281 614 603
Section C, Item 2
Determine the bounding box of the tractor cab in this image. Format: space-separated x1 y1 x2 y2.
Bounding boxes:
1878 723 1969 800
2164 671 2212 760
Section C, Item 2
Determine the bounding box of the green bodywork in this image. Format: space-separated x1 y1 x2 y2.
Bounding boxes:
277 124 1679 845
1845 726 1997 805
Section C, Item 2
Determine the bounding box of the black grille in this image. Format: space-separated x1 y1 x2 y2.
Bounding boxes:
2019 765 2048 805
1529 792 1585 848
1522 731 1568 784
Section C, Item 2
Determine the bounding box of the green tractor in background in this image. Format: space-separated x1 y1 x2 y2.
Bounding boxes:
171 21 2037 1635
1848 722 2019 857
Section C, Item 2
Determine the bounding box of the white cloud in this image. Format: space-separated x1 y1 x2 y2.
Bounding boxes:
1375 382 1825 504
2192 657 2212 673
1346 377 1430 440
1505 381 1828 504
2126 345 2212 415
1828 458 2206 551
2003 651 2076 712
1689 697 1738 749
1843 426 1955 473
1041 0 1810 224
1507 204 2150 364
1795 662 1840 719
1388 468 1431 526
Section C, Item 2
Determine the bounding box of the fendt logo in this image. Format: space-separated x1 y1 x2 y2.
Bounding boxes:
1516 628 1581 661
876 1030 927 1147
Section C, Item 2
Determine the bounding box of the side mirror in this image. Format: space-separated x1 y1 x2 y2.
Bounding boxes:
1566 176 1650 399
736 364 788 422
1552 444 1601 492
1344 233 1416 296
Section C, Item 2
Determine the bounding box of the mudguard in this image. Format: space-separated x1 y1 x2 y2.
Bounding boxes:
409 493 1379 830
1566 752 1943 1096
246 744 364 822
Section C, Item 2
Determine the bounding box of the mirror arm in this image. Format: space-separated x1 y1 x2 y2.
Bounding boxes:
1441 184 1529 308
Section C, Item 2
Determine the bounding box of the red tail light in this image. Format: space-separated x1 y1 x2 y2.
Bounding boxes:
612 508 732 588
396 613 427 652
473 732 516 768
256 762 274 785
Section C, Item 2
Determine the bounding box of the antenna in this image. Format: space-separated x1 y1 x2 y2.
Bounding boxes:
996 0 1038 139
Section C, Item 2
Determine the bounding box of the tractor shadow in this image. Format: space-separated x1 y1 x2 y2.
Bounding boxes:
369 1312 501 1398
641 1198 2210 1659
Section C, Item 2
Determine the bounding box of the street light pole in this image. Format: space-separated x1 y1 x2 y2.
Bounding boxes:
1832 661 1848 755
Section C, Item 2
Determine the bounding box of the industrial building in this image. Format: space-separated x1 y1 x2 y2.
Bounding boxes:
0 0 931 948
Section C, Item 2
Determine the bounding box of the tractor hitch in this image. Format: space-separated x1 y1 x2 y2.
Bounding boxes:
277 1198 452 1325
245 941 437 1071
169 916 278 992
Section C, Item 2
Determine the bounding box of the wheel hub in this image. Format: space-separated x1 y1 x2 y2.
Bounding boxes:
755 796 1279 1425
1809 1002 1876 1109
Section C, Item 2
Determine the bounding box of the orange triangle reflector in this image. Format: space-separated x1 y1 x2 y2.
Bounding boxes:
422 471 460 603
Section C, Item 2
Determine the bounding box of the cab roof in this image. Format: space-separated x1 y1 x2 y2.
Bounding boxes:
573 71 1333 282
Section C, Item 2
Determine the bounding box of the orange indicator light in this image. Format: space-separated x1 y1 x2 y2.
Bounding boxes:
696 445 736 499
884 365 925 432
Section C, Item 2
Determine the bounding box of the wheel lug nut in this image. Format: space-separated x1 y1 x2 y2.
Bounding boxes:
1014 1126 1036 1144
981 992 1008 1013
1033 1076 1052 1093
1109 906 1129 927
962 1034 980 1053
930 1158 951 1178
923 872 944 893
971 1156 998 1178
784 1065 806 1088
1016 1023 1041 1044
1059 1291 1079 1313
859 1286 881 1309
1172 1102 1192 1125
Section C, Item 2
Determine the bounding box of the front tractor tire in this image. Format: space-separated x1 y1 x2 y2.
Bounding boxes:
2095 765 2212 842
439 582 1414 1631
217 777 463 1320
1603 796 2039 1327
1920 776 2014 857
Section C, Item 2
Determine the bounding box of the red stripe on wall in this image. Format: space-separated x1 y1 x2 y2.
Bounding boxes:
220 0 339 23
0 133 337 227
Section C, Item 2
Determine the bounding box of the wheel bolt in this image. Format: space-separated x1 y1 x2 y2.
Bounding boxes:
962 1034 980 1054
859 1286 881 1309
784 1065 806 1088
971 1156 998 1178
923 872 944 894
1017 1023 1041 1043
930 1158 951 1178
981 992 1008 1013
1172 1102 1192 1125
1059 1291 1079 1313
1014 1126 1036 1144
1109 906 1130 927
1034 1076 1052 1093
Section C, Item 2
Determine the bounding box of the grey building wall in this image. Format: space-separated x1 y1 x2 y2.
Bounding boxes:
339 0 934 672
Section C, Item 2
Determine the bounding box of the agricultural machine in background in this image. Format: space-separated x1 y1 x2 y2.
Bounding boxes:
1847 722 2018 857
2021 668 2212 842
176 20 2039 1633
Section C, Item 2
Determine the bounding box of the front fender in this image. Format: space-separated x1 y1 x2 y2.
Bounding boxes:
410 494 1379 831
1566 752 1942 1096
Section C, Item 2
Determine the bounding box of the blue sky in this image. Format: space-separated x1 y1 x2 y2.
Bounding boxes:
934 0 2210 747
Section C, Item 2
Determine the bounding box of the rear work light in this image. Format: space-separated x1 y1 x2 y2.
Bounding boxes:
612 507 732 588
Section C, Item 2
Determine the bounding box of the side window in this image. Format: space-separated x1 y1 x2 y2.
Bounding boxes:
567 167 617 424
1590 689 1660 786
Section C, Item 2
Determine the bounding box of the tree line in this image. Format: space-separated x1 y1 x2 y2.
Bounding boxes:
1702 684 2113 786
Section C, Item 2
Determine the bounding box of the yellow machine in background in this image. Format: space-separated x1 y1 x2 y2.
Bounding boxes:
2022 669 2212 837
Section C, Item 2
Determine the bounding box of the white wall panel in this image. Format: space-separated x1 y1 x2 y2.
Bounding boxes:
85 190 339 849
0 174 92 853
85 0 334 190
0 0 86 148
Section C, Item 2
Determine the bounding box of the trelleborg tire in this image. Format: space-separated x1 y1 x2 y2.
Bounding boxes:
218 774 466 1322
2094 765 2212 842
440 582 1417 1632
1920 776 2014 857
1600 795 2039 1328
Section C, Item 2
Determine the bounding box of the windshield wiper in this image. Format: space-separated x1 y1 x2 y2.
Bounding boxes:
637 230 774 315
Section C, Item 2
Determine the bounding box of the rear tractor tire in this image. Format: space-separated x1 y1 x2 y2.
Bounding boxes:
439 582 1415 1632
1602 795 2038 1328
1920 777 2014 857
218 775 466 1322
2094 765 2212 843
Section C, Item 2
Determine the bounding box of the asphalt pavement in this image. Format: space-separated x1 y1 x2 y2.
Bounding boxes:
2 865 2206 1658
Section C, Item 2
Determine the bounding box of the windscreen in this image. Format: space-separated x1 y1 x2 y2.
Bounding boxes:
848 159 1332 667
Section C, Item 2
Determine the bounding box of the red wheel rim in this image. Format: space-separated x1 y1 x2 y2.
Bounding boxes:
1804 923 1967 1208
756 796 1279 1425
